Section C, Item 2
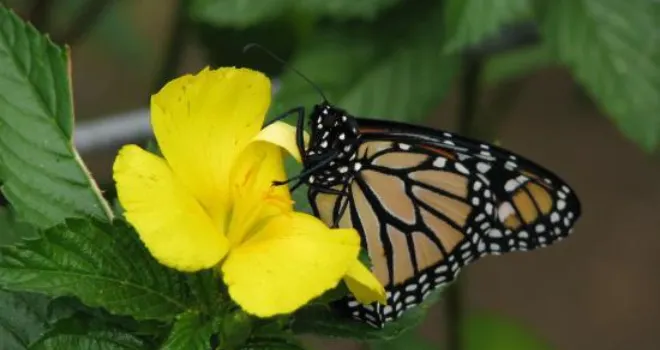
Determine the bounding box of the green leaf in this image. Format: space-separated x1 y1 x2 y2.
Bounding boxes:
30 321 145 350
292 289 443 341
45 297 165 342
274 1 459 125
0 290 50 349
483 44 556 85
160 311 217 350
0 206 38 246
220 309 254 350
443 0 533 53
242 335 306 350
540 0 660 151
0 219 190 321
269 32 378 119
239 317 303 350
189 0 291 28
339 44 458 124
463 313 551 350
0 6 112 228
369 326 436 350
297 0 401 20
185 270 223 315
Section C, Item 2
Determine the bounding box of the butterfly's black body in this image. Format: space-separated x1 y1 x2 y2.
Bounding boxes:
274 101 582 328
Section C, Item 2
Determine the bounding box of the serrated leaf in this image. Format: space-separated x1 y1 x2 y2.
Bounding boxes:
291 289 442 341
273 1 458 125
45 296 165 340
463 313 551 350
443 0 533 53
30 322 145 350
297 0 401 20
189 0 291 28
0 6 112 227
338 44 458 123
0 206 38 246
541 0 660 150
0 290 50 349
160 311 217 350
0 219 190 321
483 43 556 85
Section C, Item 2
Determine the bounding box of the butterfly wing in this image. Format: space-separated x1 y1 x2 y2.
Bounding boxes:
309 117 581 327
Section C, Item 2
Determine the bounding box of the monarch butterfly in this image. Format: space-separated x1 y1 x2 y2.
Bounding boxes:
255 48 582 328
271 98 581 328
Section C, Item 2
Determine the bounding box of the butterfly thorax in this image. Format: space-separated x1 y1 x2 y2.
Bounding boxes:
303 103 361 188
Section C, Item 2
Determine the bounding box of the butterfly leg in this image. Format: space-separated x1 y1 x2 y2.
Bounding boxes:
272 150 339 187
264 106 306 157
307 184 349 196
332 184 351 227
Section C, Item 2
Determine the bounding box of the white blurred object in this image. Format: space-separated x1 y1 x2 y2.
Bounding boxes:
74 108 151 154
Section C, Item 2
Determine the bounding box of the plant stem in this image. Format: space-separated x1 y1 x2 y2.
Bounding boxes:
55 0 115 44
446 53 484 350
152 0 188 93
457 54 483 138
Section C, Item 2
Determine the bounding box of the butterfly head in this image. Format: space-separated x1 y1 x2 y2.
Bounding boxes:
303 103 361 188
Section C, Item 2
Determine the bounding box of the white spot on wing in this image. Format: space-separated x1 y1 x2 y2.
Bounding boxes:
504 179 519 192
477 162 491 173
557 200 567 210
455 163 470 175
498 202 516 222
550 212 560 223
485 203 493 215
433 157 447 168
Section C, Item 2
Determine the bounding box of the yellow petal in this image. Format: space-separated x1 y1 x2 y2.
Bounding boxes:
344 260 387 305
151 67 271 223
253 121 309 163
226 141 293 245
113 145 229 272
221 213 360 317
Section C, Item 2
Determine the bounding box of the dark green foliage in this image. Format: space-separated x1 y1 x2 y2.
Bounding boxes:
0 220 190 321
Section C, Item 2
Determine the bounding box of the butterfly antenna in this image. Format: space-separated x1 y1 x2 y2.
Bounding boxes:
243 43 329 103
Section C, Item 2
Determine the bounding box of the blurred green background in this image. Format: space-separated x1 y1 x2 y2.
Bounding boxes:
3 0 659 349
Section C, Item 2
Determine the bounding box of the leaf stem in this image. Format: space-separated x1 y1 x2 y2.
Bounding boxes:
55 0 115 44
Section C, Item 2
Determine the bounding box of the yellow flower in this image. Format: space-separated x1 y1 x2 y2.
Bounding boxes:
113 67 385 317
